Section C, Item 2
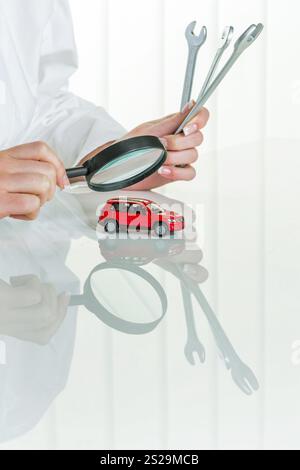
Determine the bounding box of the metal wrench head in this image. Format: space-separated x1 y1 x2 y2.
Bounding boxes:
234 23 264 56
185 21 207 48
218 25 234 50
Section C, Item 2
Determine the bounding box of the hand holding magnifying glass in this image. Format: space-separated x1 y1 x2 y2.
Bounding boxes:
66 106 209 192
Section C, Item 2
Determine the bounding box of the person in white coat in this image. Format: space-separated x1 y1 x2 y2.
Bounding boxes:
0 0 209 221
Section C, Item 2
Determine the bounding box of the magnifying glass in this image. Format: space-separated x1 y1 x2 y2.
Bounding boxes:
66 136 167 192
69 262 168 334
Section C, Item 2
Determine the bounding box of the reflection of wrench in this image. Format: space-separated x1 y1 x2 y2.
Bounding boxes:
180 22 207 112
156 259 259 396
181 281 205 365
190 282 259 396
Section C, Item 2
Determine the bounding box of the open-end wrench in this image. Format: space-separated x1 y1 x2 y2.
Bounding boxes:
180 22 207 112
198 26 234 101
176 23 264 134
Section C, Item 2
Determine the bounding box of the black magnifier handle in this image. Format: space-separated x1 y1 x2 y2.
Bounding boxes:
66 167 88 179
69 294 84 306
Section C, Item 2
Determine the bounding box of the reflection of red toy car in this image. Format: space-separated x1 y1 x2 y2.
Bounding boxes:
99 238 185 265
98 198 185 237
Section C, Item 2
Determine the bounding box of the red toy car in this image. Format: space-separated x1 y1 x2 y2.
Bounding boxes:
98 198 185 237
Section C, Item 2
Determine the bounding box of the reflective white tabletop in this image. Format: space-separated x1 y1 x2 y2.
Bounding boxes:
0 140 299 450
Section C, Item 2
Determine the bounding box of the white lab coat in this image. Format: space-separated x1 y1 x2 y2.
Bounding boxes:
0 0 126 441
0 0 126 167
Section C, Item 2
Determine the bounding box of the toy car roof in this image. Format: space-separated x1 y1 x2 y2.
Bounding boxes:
107 197 154 205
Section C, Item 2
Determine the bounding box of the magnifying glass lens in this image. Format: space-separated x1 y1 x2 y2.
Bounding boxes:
66 136 167 192
90 148 164 187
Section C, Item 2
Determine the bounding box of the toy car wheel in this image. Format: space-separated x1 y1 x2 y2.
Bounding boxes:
104 219 119 234
153 222 169 238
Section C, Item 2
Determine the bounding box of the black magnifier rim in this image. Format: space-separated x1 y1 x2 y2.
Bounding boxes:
83 135 167 192
83 261 168 335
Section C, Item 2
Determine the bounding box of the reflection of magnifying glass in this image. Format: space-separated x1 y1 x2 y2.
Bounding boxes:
69 262 167 334
66 136 167 192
